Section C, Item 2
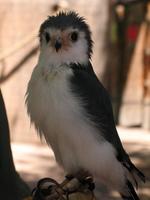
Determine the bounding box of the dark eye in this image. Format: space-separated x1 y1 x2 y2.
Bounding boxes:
45 32 50 43
71 32 78 42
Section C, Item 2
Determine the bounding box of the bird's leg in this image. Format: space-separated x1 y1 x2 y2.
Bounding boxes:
66 169 95 191
75 169 95 191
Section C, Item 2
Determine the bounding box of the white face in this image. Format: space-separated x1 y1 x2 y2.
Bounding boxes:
39 27 89 66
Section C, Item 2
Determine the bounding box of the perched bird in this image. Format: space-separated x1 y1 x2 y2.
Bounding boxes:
26 11 145 200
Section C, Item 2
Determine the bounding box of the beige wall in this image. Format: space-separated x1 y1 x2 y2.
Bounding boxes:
1 0 53 142
0 0 110 142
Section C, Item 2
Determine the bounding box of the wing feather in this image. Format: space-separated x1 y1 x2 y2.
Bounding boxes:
70 62 145 185
70 62 127 161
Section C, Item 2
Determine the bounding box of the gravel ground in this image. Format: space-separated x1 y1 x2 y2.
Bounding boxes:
12 127 150 200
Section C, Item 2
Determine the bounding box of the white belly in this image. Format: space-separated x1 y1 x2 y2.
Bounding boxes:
27 65 97 171
26 65 125 189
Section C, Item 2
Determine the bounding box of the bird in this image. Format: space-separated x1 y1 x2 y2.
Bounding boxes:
26 11 145 200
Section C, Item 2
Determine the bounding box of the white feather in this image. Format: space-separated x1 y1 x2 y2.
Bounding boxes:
26 61 125 191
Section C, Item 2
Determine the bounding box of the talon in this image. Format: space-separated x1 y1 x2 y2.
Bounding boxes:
72 170 95 191
84 176 93 183
80 175 95 191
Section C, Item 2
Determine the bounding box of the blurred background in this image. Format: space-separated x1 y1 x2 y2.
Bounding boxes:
0 0 150 199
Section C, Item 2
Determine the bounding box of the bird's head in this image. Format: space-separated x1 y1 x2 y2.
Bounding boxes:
39 11 93 66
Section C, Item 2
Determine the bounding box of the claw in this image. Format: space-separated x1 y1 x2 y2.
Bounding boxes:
73 170 95 191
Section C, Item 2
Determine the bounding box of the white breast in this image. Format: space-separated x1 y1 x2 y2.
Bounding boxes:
26 64 125 190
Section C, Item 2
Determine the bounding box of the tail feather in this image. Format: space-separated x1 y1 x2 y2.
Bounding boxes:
129 162 145 183
123 161 145 188
121 180 140 200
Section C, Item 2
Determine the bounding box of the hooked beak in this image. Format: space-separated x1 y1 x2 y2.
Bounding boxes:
55 40 62 52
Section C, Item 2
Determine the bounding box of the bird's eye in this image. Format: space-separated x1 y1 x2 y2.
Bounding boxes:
44 32 51 43
71 31 78 42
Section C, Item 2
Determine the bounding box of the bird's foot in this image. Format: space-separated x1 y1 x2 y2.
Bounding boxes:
66 170 95 191
32 173 95 200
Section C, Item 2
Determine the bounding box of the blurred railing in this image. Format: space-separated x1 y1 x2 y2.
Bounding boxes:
0 29 38 84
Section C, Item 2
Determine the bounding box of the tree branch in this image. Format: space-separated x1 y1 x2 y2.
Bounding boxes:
0 45 38 84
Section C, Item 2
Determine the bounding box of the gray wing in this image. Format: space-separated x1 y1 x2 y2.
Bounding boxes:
70 62 129 161
70 62 145 184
